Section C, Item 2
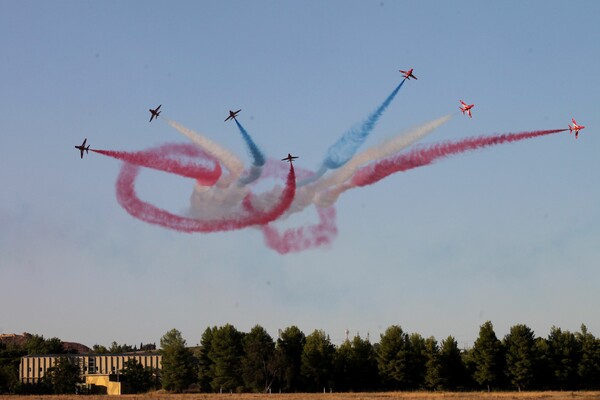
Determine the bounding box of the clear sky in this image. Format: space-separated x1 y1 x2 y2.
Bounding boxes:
1 0 599 349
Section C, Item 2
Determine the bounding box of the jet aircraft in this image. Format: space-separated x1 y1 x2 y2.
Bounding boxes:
281 153 299 164
569 118 586 139
75 138 90 159
459 100 474 118
149 105 162 122
399 68 417 80
224 109 241 122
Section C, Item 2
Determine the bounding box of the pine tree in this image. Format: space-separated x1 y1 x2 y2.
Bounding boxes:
272 326 306 392
208 324 244 392
241 325 275 392
472 321 504 391
197 326 215 392
504 324 536 391
439 336 466 390
547 326 580 390
423 337 441 390
376 325 412 390
300 329 335 391
576 324 600 389
160 329 196 393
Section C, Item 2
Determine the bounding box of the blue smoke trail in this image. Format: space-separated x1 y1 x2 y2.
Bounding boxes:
299 79 406 186
235 119 266 185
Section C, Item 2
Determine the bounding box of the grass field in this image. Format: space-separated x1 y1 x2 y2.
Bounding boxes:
2 392 600 400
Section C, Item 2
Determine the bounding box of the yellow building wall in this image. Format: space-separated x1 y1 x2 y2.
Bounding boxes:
85 375 122 395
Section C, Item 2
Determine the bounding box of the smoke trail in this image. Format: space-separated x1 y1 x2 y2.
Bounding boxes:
164 118 244 187
312 114 452 193
352 129 567 187
260 206 338 254
298 80 406 185
235 119 266 185
323 80 405 169
92 143 221 185
116 159 296 233
235 120 265 166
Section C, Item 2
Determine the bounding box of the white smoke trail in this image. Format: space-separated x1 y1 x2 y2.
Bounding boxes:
165 118 245 187
313 115 452 206
245 115 453 217
315 114 452 191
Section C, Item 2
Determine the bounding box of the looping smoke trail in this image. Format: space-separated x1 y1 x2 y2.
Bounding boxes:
92 143 221 184
259 206 338 254
352 129 567 188
242 164 338 253
298 80 406 186
164 118 244 187
116 155 297 233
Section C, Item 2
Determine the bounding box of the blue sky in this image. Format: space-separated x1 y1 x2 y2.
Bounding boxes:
1 0 599 349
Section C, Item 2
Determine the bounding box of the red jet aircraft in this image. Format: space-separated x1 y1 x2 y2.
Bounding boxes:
459 100 474 118
224 109 241 122
281 153 299 164
149 105 161 122
569 118 586 139
399 68 417 80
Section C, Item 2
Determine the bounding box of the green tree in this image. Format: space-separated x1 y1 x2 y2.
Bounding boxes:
376 325 412 390
196 327 215 392
351 334 379 391
333 335 378 392
472 321 504 391
24 335 64 355
547 326 580 390
208 324 244 392
423 337 441 390
43 357 82 394
301 329 335 391
272 326 306 392
241 325 275 392
0 343 24 394
91 344 108 354
333 339 353 391
504 324 536 391
533 337 552 389
120 358 156 393
160 329 197 393
438 336 466 390
109 341 134 353
408 333 427 388
576 324 600 389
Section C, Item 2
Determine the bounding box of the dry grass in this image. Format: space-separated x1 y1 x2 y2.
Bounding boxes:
2 392 600 400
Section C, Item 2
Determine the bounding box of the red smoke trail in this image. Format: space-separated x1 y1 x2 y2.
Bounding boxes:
259 206 338 254
116 159 296 233
352 129 567 187
241 161 337 253
92 143 221 185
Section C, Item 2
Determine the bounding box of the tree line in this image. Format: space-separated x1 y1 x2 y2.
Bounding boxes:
2 322 600 394
160 321 600 393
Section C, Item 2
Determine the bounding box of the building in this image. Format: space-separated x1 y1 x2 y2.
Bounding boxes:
20 353 161 395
